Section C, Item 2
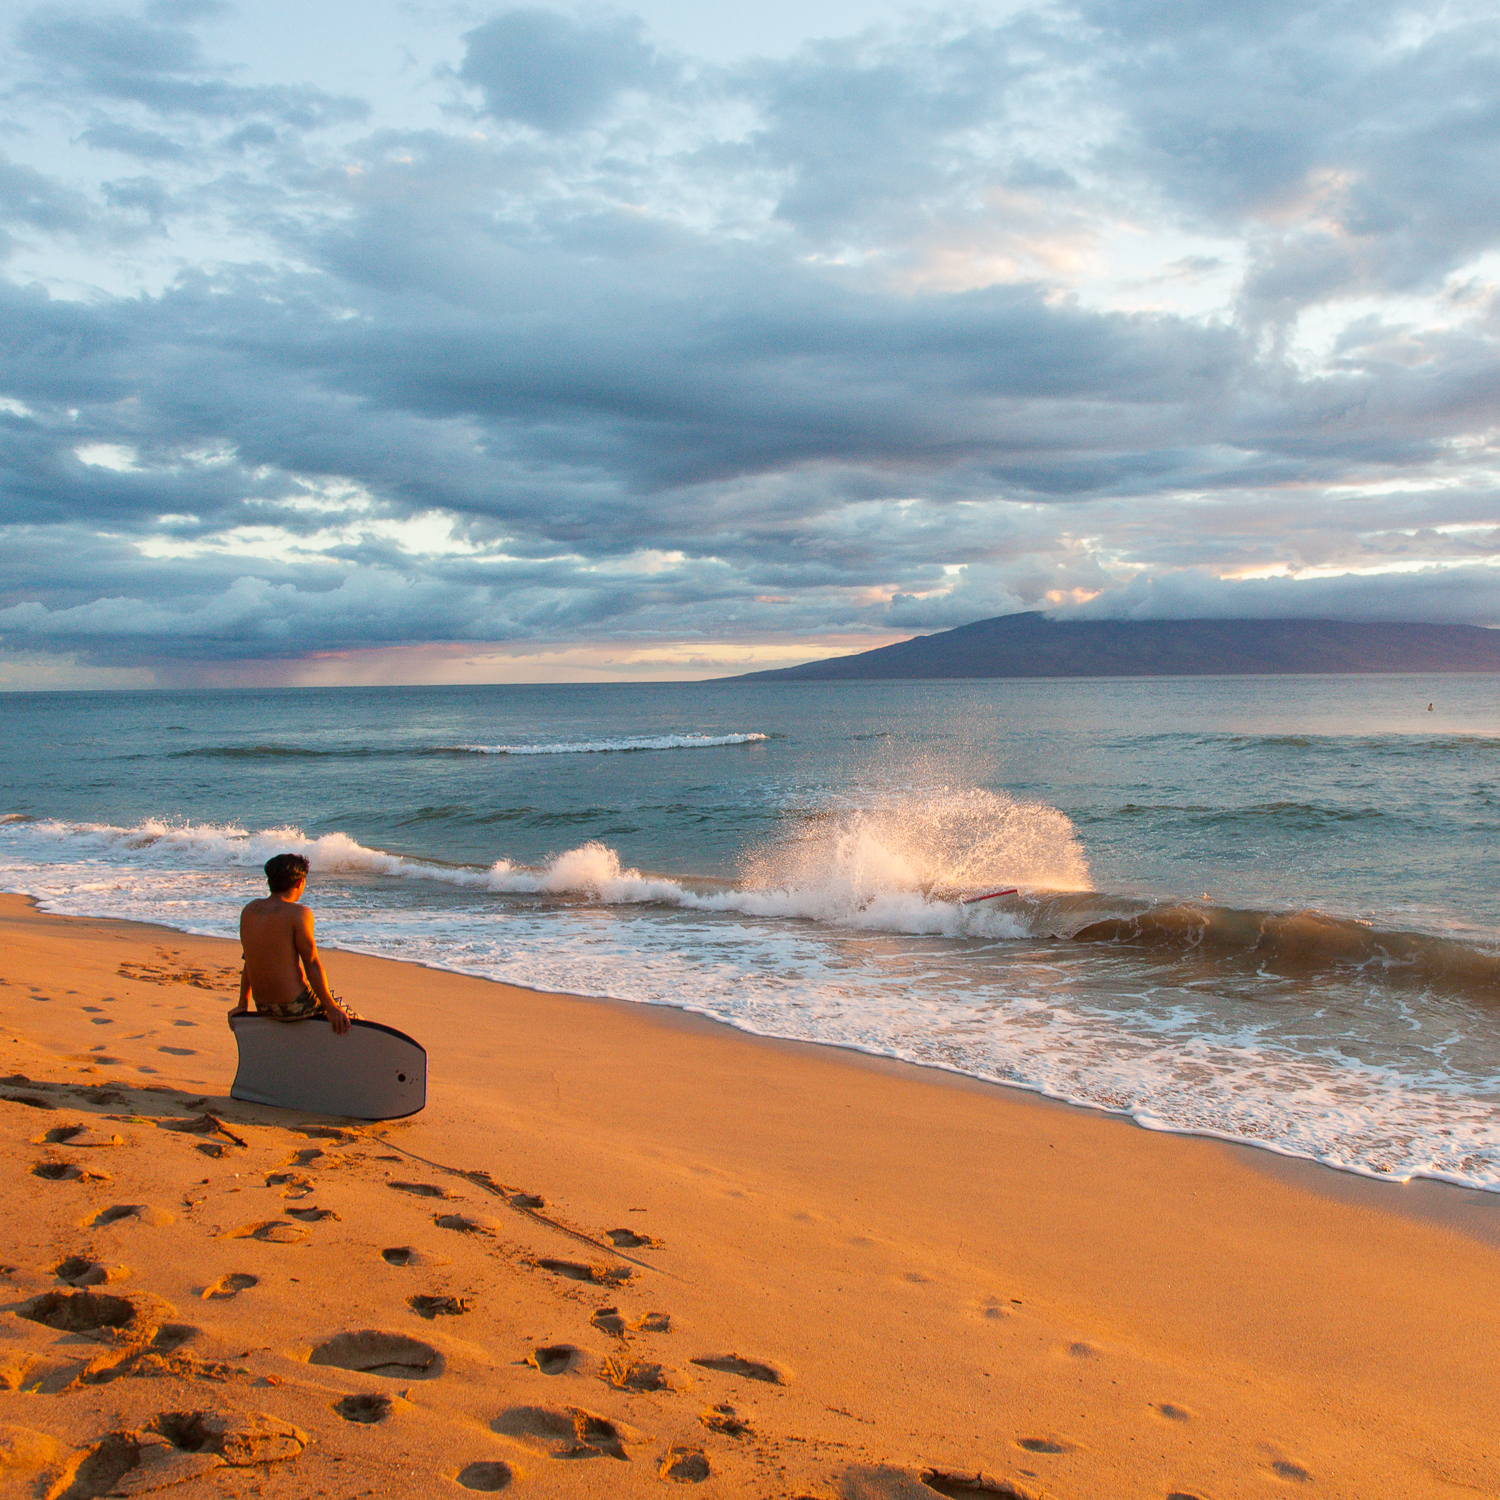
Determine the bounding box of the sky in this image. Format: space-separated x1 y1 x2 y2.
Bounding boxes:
1 0 1499 687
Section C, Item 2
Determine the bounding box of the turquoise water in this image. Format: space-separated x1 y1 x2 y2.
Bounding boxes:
3 674 1499 1187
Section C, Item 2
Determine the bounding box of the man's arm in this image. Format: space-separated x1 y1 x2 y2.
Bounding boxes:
229 960 251 1024
294 908 351 1035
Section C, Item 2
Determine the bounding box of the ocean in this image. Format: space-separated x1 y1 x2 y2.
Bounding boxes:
3 674 1499 1190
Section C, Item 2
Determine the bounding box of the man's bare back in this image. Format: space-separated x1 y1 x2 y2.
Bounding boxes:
232 855 352 1034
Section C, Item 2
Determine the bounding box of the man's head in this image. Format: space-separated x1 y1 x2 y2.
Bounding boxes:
264 852 310 895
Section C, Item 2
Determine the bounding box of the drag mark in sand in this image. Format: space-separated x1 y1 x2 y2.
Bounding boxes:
369 1132 674 1275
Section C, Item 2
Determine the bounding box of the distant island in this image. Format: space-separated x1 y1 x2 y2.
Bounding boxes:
725 612 1500 681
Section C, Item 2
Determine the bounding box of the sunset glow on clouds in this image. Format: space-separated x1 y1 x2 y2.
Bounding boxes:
1 0 1499 684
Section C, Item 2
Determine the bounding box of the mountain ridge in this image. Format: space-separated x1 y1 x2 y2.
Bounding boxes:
724 612 1500 681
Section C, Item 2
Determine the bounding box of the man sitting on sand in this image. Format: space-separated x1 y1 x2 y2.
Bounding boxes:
230 853 354 1034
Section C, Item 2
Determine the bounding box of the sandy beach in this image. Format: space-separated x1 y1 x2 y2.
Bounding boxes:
2 891 1498 1499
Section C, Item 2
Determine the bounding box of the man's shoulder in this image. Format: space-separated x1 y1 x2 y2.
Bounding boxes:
241 896 308 920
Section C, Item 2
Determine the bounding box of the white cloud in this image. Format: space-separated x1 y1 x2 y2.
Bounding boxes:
2 0 1500 679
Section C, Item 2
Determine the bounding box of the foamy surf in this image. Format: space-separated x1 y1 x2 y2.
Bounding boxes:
5 775 1500 1195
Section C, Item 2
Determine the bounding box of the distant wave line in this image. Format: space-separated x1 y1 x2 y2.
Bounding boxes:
170 731 770 761
449 733 769 756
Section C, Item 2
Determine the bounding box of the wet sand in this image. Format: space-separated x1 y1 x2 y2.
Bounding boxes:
2 891 1497 1499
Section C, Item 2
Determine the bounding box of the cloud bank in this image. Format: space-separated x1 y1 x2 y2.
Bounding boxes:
1 0 1498 682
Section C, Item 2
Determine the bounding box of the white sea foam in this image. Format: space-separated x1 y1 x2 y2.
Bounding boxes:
0 789 1076 940
448 732 768 755
5 805 1500 1193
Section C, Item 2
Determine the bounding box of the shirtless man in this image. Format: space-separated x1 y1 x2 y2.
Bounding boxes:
230 853 353 1034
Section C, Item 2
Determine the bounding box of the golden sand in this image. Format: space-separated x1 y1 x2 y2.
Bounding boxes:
2 893 1497 1498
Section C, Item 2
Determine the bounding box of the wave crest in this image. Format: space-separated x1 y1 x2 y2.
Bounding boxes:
448 733 768 756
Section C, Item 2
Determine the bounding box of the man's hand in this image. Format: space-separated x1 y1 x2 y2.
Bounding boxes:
325 1000 352 1036
227 1000 248 1027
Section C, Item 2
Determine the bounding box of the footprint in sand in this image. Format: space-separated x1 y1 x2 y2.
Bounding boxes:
633 1311 670 1333
605 1357 673 1392
381 1247 450 1267
389 1180 448 1198
1269 1459 1313 1483
90 1203 174 1228
334 1392 393 1424
201 1273 258 1301
33 1160 105 1183
408 1294 470 1320
529 1345 580 1375
660 1446 711 1482
591 1307 626 1338
224 1220 306 1244
309 1331 442 1379
1015 1436 1075 1455
265 1172 315 1199
606 1228 661 1248
700 1404 753 1437
44 1124 124 1148
492 1406 636 1461
157 1046 196 1057
286 1207 339 1223
436 1212 499 1236
455 1460 514 1491
689 1354 785 1385
58 1411 306 1496
1153 1402 1192 1422
18 1289 139 1338
55 1256 126 1288
535 1257 632 1287
920 1470 1025 1496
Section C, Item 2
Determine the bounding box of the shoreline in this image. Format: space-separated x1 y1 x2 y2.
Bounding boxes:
19 886 1500 1238
4 892 1499 1497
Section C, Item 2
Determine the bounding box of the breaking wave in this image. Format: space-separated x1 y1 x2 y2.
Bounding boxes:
0 788 1083 941
6 806 1498 996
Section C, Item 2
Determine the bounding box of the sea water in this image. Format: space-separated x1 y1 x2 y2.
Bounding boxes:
3 675 1499 1189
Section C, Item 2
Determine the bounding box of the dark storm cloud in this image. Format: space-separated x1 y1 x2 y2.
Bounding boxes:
1 0 1499 673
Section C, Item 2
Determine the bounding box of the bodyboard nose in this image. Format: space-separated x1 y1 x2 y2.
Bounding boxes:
230 1014 426 1120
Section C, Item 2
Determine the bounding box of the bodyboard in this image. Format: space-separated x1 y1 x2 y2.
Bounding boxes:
229 1014 427 1120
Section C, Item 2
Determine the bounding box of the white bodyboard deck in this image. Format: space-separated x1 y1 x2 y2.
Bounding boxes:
230 1014 426 1120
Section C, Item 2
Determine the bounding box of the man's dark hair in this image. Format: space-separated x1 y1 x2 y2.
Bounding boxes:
264 852 310 894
